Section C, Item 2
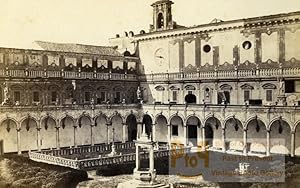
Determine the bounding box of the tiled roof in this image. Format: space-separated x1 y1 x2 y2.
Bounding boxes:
35 41 121 56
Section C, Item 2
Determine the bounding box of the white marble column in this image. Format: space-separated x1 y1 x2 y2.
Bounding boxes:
197 125 202 147
243 129 247 156
74 125 78 147
55 126 60 149
122 123 127 143
149 146 154 171
152 123 156 142
17 128 21 155
167 124 171 147
37 127 41 151
183 124 187 146
106 123 111 144
90 123 94 146
291 131 295 157
202 127 206 151
137 122 143 139
222 127 226 152
266 129 270 156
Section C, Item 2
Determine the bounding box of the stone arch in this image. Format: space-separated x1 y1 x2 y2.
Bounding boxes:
224 117 244 152
20 116 38 151
186 115 201 146
245 116 267 154
169 114 184 145
77 115 92 146
60 115 75 147
126 114 137 142
142 114 153 139
185 94 197 104
157 12 164 29
93 113 108 145
111 113 123 143
269 118 291 155
204 116 222 149
155 114 168 143
0 118 18 153
40 115 57 149
295 121 300 156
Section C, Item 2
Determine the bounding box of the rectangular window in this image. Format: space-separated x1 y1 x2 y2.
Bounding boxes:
172 125 178 136
172 91 177 101
33 91 39 102
85 92 90 102
100 92 106 102
285 80 295 93
14 91 20 102
266 90 273 102
244 90 250 101
51 91 57 102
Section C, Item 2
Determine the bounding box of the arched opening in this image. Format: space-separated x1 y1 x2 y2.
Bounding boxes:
185 94 196 104
205 125 213 147
20 117 38 151
0 119 18 153
270 119 290 155
77 116 92 146
111 115 123 143
126 114 137 142
295 122 300 156
155 115 168 143
60 116 75 147
186 116 201 147
40 116 56 149
170 115 184 145
142 115 153 139
94 115 107 144
225 117 243 152
205 117 221 148
246 118 266 154
157 13 164 29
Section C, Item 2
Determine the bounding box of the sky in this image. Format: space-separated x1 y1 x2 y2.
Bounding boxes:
0 0 299 49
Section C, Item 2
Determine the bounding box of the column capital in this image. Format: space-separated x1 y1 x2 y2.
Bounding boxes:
291 130 296 134
36 127 42 131
106 122 112 126
16 128 21 132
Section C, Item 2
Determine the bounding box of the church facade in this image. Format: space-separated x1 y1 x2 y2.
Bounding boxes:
1 0 300 157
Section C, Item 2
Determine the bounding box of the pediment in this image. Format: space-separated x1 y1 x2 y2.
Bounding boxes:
262 83 277 89
240 84 254 90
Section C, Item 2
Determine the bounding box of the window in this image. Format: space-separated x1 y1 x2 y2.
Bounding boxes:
157 13 164 29
203 45 211 53
51 91 57 102
33 91 39 102
172 91 177 101
285 80 295 93
14 91 20 102
218 91 230 104
172 125 178 136
85 92 91 102
244 90 250 101
266 90 272 102
115 92 121 103
100 92 106 102
242 41 252 50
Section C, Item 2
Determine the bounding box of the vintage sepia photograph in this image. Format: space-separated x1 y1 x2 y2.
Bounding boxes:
0 0 300 187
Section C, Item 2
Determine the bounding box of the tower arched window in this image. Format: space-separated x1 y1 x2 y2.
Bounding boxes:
157 13 164 29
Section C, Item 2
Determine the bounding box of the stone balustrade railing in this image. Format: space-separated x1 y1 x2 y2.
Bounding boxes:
29 151 80 169
2 69 138 81
29 146 190 170
140 67 300 81
40 142 135 156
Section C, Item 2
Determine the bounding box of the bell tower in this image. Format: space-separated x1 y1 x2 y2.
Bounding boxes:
150 0 176 32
